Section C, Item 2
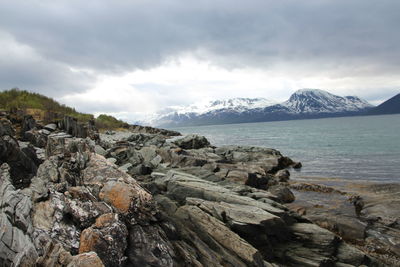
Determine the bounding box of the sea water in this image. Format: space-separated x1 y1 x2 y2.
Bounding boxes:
172 114 400 182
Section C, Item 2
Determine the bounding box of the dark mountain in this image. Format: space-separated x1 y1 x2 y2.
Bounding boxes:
368 93 400 115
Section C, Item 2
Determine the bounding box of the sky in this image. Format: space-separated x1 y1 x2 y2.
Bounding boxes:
1 0 399 122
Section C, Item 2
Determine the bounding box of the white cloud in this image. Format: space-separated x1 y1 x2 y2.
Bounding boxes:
58 55 400 122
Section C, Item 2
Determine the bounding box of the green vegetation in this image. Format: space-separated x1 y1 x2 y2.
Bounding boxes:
95 114 129 130
0 88 93 121
0 88 129 130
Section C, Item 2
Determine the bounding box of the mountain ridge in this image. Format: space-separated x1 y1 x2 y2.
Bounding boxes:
148 89 375 127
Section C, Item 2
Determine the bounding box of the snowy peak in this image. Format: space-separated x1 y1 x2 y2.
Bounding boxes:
165 97 277 116
207 98 277 111
145 89 374 127
283 89 373 113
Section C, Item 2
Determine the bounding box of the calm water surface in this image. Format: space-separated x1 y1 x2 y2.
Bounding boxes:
172 114 400 182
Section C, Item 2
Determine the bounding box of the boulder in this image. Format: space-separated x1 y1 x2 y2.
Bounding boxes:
44 123 57 132
0 118 15 136
21 115 36 136
268 185 295 203
173 134 211 149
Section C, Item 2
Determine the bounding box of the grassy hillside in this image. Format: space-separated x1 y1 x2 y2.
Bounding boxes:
0 88 128 130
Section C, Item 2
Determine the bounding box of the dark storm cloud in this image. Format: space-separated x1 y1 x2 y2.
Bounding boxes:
0 0 399 97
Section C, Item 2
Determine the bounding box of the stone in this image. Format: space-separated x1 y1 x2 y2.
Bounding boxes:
58 116 99 140
99 181 152 214
36 241 73 267
0 118 15 136
0 164 38 266
0 136 38 189
79 213 128 267
173 134 211 149
68 252 105 267
44 123 57 131
127 224 175 267
176 205 264 266
274 169 290 182
268 185 295 203
21 115 36 136
94 145 106 156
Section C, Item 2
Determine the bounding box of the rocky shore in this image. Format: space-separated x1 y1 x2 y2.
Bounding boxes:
0 111 394 266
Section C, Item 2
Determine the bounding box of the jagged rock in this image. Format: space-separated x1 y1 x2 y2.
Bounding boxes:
24 128 48 148
173 134 211 149
21 115 36 136
175 205 265 266
127 224 175 267
186 197 288 251
161 170 286 216
79 213 128 266
0 135 38 188
0 164 38 266
128 124 181 136
58 116 98 140
36 241 73 267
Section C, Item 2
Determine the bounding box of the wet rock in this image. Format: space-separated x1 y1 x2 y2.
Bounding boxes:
173 134 211 150
274 169 290 182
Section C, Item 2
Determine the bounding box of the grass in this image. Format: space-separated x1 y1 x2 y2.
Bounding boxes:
0 88 129 130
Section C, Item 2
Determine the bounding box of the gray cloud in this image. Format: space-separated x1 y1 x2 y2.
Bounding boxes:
0 0 399 106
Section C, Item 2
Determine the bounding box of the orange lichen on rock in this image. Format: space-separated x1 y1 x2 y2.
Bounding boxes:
94 213 116 228
79 228 101 254
99 181 152 214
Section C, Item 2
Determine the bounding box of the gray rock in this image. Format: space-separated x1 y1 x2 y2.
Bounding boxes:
106 157 117 164
0 164 38 266
173 134 211 149
94 145 106 156
0 118 15 136
44 123 57 131
176 205 264 267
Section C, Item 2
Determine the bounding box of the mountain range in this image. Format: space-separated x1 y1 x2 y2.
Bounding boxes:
147 89 379 127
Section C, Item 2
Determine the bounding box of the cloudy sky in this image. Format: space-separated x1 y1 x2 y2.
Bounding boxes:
1 0 399 122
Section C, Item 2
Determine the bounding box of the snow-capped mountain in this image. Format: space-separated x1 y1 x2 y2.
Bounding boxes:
281 89 373 113
162 98 276 116
146 89 374 127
